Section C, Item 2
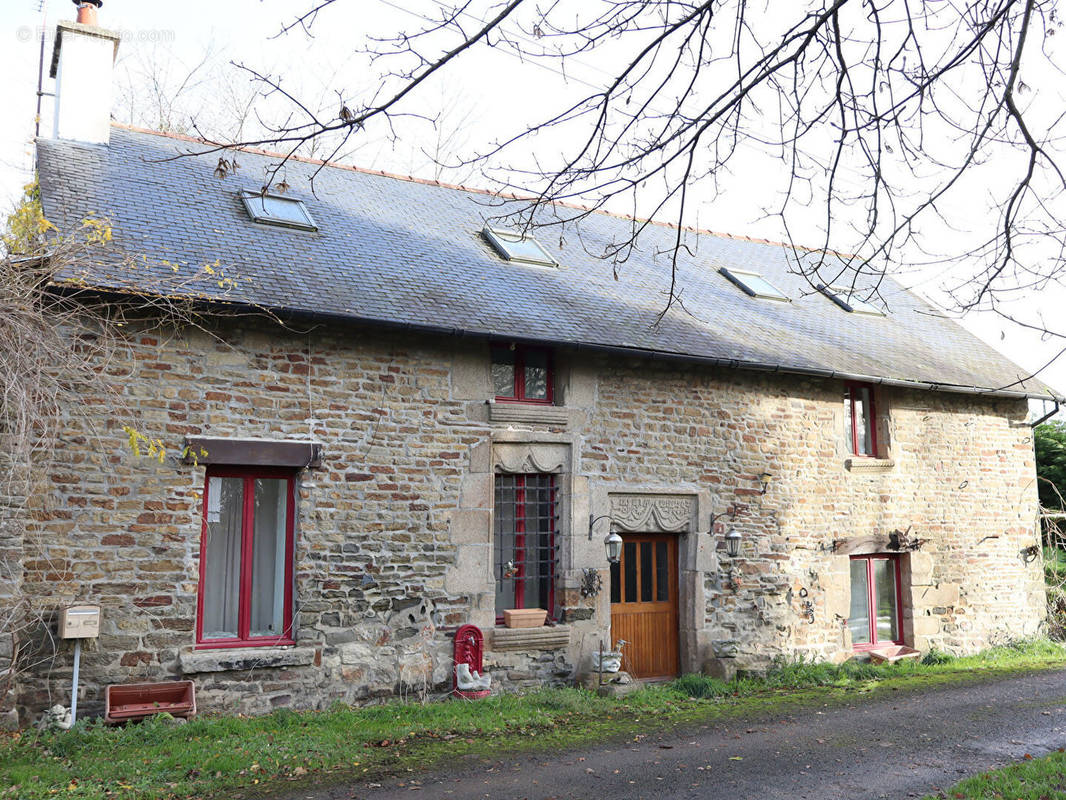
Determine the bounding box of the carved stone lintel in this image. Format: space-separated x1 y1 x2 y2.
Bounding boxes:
609 494 696 533
493 443 568 474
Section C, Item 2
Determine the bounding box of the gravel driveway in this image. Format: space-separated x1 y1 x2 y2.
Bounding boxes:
301 668 1066 800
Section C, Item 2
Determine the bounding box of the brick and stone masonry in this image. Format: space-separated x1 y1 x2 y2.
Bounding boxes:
6 316 1045 725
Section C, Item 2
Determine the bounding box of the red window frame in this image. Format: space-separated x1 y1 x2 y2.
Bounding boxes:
196 466 296 649
491 344 555 404
849 554 903 651
845 381 879 457
494 474 557 623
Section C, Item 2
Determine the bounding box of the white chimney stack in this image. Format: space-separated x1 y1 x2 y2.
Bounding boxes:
49 1 120 146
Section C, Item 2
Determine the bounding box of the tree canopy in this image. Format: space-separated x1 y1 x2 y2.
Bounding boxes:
1036 420 1066 509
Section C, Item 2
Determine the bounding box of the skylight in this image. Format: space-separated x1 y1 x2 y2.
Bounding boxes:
482 226 557 267
240 191 317 231
819 285 885 316
719 267 789 301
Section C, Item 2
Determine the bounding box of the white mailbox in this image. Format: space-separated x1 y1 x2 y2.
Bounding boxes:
59 605 101 639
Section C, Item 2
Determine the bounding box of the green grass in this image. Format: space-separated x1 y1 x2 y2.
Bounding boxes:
2 638 1064 800
924 750 1066 799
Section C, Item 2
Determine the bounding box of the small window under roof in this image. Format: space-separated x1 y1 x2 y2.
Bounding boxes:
240 191 317 231
719 267 789 301
482 226 557 267
819 285 885 316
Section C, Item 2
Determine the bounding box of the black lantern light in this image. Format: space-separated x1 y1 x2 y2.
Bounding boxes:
724 528 742 557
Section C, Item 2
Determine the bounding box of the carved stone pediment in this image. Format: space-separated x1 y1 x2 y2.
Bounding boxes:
493 443 569 474
609 494 696 533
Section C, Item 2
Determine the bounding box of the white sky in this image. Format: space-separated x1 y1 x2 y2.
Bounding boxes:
2 0 1064 414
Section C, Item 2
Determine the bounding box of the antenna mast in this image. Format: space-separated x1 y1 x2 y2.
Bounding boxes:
35 0 49 139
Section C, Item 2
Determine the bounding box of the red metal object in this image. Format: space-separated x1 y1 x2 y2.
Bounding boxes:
195 467 296 649
452 624 490 700
105 680 195 724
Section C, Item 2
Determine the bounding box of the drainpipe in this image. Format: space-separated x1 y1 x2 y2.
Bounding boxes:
1031 400 1060 428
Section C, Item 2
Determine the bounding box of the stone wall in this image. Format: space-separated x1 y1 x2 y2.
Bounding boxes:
8 317 1044 724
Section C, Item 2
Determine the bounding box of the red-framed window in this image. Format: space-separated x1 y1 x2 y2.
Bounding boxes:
844 382 878 457
848 554 903 650
491 344 554 404
494 474 557 621
196 467 296 648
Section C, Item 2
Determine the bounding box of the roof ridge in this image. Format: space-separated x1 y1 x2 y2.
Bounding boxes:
108 122 856 261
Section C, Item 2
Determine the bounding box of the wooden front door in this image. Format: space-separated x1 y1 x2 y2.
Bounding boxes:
609 533 680 679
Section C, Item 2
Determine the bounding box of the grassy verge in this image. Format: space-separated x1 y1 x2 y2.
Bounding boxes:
925 750 1066 799
3 639 1064 800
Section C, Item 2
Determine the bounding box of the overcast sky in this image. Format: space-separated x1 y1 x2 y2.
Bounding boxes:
2 0 1064 412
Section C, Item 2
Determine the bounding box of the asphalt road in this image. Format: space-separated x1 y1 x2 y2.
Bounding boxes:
311 669 1066 800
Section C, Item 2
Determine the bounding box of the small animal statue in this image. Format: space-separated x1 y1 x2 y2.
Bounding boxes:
455 662 491 692
38 704 73 731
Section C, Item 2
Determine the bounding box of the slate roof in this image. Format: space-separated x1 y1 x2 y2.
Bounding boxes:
35 125 1060 401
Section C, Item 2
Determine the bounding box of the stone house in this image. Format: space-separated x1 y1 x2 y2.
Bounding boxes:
3 13 1058 725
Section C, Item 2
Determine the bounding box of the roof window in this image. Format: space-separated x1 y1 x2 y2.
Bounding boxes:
240 191 317 231
819 285 885 316
482 226 557 267
719 267 789 301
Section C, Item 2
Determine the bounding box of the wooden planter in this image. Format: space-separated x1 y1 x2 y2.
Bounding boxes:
105 680 196 725
503 608 547 628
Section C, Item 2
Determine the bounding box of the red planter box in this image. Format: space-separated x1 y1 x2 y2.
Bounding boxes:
105 681 196 724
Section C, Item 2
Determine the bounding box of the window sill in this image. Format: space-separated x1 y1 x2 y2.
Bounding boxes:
490 625 571 652
844 457 895 474
488 400 569 427
179 645 316 674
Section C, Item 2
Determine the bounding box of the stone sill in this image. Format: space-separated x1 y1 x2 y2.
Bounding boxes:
489 625 571 652
488 401 569 427
844 457 895 474
179 645 317 674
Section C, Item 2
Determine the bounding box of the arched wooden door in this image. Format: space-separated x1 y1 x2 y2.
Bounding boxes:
609 533 680 679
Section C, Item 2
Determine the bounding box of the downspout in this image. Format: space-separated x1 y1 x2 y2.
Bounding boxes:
1030 400 1060 428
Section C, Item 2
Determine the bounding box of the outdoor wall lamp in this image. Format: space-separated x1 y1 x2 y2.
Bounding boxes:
725 528 742 558
589 514 624 564
722 528 742 591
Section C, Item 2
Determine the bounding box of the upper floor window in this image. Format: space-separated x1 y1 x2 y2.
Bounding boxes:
198 467 296 648
482 226 557 267
492 344 554 404
719 267 789 301
844 382 879 457
494 473 557 620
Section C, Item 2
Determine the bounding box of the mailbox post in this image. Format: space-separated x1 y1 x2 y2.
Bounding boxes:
59 605 100 725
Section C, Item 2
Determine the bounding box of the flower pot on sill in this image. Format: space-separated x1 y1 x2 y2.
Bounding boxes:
503 608 548 628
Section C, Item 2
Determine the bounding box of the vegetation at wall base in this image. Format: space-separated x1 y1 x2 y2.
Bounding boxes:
2 639 1064 800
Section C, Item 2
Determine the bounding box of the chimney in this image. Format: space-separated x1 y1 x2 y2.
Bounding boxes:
49 1 120 145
